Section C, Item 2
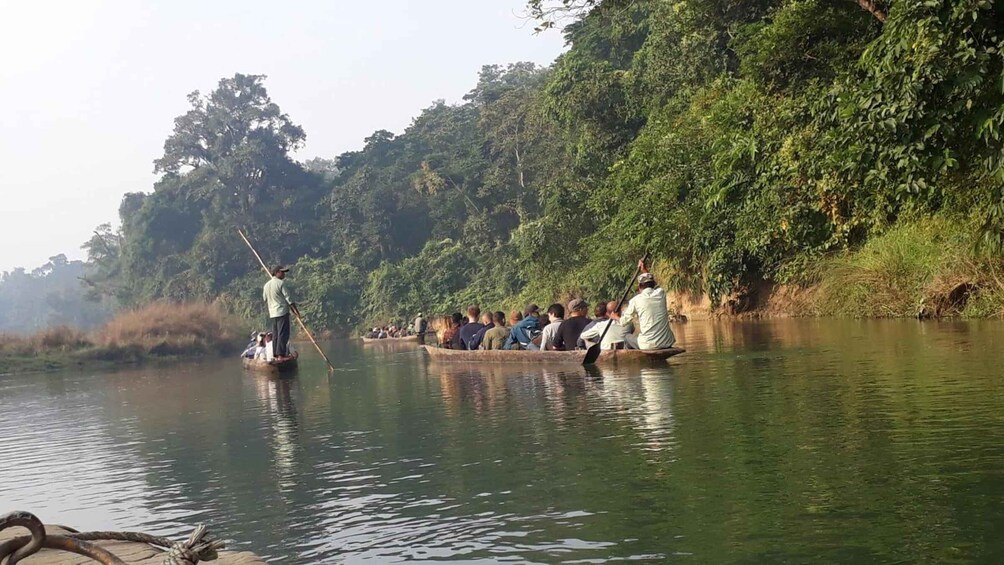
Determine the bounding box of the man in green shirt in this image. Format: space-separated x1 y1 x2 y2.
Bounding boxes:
262 265 298 359
481 311 509 350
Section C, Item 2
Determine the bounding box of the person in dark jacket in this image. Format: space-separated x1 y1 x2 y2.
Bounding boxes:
553 299 591 350
503 304 542 350
458 305 485 350
468 311 495 350
449 312 466 349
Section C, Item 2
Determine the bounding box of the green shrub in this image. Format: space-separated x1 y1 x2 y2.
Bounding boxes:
816 217 1003 318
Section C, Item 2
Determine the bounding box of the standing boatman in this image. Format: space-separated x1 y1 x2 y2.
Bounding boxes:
619 259 675 350
263 265 298 360
413 312 428 344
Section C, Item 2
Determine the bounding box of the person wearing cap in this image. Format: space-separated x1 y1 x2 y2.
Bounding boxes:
553 298 592 350
503 304 542 350
538 303 565 351
620 260 675 349
262 265 298 360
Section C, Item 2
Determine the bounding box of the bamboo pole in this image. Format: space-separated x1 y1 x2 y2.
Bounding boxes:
237 229 336 372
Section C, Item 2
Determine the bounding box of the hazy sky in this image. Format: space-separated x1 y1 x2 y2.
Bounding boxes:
0 0 565 273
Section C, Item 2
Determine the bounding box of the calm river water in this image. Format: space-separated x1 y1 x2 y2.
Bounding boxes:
3 320 1004 563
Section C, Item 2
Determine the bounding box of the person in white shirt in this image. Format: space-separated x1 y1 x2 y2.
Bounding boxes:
580 301 639 350
620 260 676 350
256 332 275 362
538 303 565 351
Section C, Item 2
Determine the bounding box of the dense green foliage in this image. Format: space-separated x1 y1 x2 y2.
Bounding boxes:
73 0 1004 329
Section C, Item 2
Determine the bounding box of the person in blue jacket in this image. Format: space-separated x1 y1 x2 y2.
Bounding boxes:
503 304 542 350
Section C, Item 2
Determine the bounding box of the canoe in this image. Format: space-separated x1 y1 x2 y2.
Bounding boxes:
242 355 299 376
597 347 685 363
362 335 420 344
422 345 685 365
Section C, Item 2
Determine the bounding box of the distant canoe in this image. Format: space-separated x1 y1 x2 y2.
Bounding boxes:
422 345 684 365
362 335 420 344
242 355 299 376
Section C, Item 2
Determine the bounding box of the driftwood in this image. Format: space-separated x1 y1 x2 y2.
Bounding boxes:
0 511 266 565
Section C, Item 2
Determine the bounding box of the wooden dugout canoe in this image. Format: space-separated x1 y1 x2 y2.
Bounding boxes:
421 345 685 365
362 335 420 344
242 355 299 376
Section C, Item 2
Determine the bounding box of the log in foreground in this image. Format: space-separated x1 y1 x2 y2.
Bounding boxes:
0 510 266 564
422 345 684 365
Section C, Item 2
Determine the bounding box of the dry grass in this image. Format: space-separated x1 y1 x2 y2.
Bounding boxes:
0 326 91 357
1 301 242 362
99 301 241 355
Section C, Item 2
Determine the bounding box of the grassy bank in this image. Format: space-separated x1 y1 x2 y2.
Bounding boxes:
813 217 1004 319
0 302 243 375
662 217 1004 321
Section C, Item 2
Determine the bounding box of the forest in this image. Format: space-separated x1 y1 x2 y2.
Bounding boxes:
0 255 111 333
9 0 1004 334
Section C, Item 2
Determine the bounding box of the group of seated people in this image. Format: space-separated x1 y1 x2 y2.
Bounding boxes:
241 331 296 361
365 324 411 339
439 265 677 352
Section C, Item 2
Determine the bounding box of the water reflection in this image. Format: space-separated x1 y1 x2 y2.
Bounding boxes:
252 375 299 493
3 321 1004 562
429 362 591 418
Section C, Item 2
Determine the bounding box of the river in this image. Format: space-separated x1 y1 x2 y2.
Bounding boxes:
2 320 1003 563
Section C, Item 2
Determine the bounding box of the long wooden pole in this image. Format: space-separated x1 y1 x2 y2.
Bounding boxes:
237 229 336 372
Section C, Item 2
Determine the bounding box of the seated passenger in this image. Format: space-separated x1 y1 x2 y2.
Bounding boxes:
580 301 637 350
441 313 464 349
451 313 467 349
538 303 565 351
256 332 275 362
509 310 523 326
458 305 485 350
468 311 495 350
553 299 591 351
243 332 264 358
503 304 541 350
578 302 608 349
481 311 509 350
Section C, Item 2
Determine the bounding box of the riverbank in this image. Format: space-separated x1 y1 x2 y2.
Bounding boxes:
666 218 1004 321
0 302 243 375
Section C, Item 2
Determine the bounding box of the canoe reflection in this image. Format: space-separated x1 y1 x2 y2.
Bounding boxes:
430 362 675 458
429 362 608 417
252 375 299 491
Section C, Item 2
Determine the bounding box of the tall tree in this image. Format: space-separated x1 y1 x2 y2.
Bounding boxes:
153 73 307 219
